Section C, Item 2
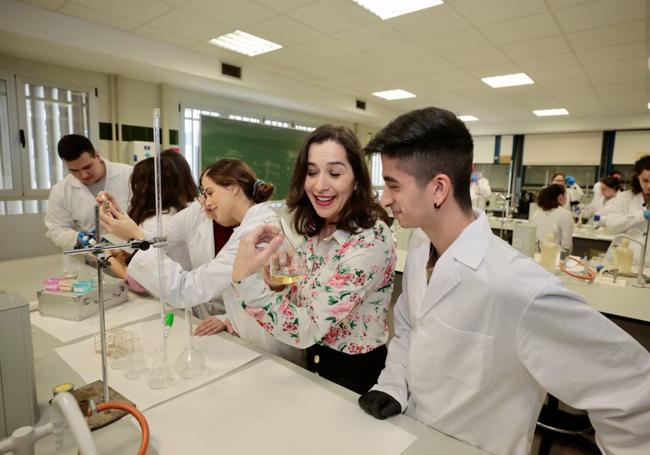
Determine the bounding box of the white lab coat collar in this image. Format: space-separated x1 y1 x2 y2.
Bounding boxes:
412 210 491 319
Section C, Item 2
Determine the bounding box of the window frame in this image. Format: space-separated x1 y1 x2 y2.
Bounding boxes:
0 71 23 199
15 75 98 199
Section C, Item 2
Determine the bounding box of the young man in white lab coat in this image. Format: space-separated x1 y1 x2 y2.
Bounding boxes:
358 107 650 455
45 134 132 249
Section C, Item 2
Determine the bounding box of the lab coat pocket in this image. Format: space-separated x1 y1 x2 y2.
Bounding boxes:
422 316 494 391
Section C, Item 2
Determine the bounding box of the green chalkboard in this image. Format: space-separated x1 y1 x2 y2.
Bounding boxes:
200 116 309 199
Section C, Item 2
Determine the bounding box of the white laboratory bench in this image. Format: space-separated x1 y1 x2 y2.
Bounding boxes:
0 255 488 455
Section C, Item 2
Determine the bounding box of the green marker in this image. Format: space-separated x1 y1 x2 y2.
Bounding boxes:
163 311 174 339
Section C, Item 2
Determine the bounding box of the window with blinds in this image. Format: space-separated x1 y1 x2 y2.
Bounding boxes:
0 75 92 214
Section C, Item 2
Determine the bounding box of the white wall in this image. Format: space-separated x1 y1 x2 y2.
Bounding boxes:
473 136 495 163
613 130 650 164
523 132 602 165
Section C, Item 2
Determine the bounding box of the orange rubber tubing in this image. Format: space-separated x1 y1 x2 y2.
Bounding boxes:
91 401 149 455
559 256 597 282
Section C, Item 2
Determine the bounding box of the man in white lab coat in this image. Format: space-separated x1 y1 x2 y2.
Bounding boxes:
45 134 132 249
358 107 650 455
469 165 491 211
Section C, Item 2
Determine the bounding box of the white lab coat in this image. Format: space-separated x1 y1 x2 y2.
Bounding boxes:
561 183 584 209
529 206 574 250
603 190 650 267
45 160 133 249
588 182 617 218
373 212 650 455
469 177 491 210
128 202 303 363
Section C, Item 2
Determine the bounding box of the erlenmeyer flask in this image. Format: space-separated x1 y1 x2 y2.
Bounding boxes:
268 217 305 286
174 308 206 379
147 345 174 389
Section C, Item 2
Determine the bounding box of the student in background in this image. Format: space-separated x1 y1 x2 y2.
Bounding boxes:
45 134 132 249
469 165 491 211
357 106 650 455
551 172 583 208
588 175 620 219
232 125 395 394
530 184 574 251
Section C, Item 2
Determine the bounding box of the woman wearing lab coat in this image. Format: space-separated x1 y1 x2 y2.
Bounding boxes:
530 183 574 251
551 172 583 208
232 125 395 394
101 158 303 363
587 175 620 219
102 150 196 282
604 155 650 267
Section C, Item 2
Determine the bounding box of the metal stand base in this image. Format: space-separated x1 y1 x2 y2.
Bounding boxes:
72 380 135 430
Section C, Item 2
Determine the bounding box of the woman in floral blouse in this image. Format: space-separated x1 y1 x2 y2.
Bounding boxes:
232 124 396 394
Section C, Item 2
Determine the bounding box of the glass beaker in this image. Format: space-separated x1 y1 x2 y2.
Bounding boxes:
269 239 305 285
124 337 148 380
174 308 206 380
147 345 174 389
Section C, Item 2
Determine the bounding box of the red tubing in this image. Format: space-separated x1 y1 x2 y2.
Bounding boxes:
90 401 149 455
559 256 597 282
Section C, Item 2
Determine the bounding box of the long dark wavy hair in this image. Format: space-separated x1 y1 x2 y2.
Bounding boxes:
631 155 650 195
128 150 197 225
286 124 388 237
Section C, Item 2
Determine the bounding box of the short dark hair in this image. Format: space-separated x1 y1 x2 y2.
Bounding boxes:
537 184 565 211
201 158 274 203
550 172 565 182
364 107 474 211
128 150 197 226
631 155 650 195
600 176 620 192
57 134 96 161
286 124 388 237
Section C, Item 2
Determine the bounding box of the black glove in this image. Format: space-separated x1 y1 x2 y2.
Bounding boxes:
358 390 401 420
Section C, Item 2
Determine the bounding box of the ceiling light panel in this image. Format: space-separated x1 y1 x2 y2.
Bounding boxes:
458 115 478 122
352 0 444 20
372 89 416 100
533 108 569 117
481 72 534 88
208 30 282 57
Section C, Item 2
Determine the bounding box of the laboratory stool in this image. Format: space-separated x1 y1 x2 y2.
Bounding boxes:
535 395 600 455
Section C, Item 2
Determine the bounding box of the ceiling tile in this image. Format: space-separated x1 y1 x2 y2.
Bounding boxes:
545 0 599 8
159 0 192 6
286 0 377 34
60 2 140 31
253 47 319 68
245 15 322 46
334 22 411 51
445 46 511 69
386 4 472 39
250 0 316 13
583 57 647 76
19 0 65 10
576 41 646 65
328 51 384 72
517 53 581 72
464 62 523 78
71 0 171 23
419 28 490 55
292 60 348 79
554 0 646 32
182 0 277 28
501 36 571 60
566 20 645 51
147 10 231 42
533 66 589 82
589 71 646 86
479 13 561 45
290 36 360 60
450 0 547 26
133 25 198 47
368 44 453 69
326 72 369 87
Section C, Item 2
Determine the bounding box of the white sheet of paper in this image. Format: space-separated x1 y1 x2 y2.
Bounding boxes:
55 318 260 411
144 360 417 455
31 296 160 342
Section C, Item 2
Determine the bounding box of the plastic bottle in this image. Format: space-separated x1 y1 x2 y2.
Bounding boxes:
540 233 559 269
615 239 633 275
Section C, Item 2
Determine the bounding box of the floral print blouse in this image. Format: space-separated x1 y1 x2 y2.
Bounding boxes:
233 220 395 355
